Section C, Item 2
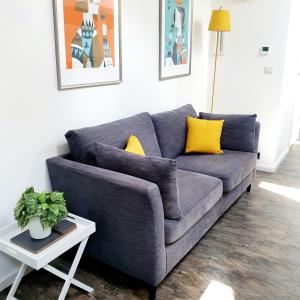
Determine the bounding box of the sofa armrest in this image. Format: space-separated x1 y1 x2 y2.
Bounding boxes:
47 156 166 286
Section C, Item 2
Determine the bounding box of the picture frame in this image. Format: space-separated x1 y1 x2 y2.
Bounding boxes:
159 0 193 80
53 0 122 90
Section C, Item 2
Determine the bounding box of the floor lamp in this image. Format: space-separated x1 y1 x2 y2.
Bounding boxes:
208 8 231 114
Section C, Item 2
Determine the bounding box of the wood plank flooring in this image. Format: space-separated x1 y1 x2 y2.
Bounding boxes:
1 143 300 300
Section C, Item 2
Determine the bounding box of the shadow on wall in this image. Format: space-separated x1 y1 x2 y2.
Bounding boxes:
57 143 69 156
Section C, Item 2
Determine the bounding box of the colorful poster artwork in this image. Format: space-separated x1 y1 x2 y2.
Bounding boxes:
160 0 192 80
53 0 121 89
164 0 190 66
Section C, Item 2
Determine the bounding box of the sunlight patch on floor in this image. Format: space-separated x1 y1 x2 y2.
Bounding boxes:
259 181 300 202
200 281 235 300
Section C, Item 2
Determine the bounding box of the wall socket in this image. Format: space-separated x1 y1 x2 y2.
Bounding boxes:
264 66 273 75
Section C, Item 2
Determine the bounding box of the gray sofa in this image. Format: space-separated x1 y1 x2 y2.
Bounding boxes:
47 104 260 299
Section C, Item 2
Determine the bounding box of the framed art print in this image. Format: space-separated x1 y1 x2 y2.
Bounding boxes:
53 0 122 90
159 0 193 80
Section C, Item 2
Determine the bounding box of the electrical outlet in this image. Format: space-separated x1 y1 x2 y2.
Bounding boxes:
264 66 273 75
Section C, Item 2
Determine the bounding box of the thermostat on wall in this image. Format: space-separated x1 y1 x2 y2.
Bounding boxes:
260 46 271 56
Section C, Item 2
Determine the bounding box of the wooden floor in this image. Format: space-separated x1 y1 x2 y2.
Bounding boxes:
1 143 300 300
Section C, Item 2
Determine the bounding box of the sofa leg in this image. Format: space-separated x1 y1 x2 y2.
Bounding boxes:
247 184 252 193
148 286 157 300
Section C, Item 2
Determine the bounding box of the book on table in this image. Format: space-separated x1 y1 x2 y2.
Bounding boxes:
10 219 77 254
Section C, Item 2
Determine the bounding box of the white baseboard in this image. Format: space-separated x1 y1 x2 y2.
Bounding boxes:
0 267 32 292
257 147 290 173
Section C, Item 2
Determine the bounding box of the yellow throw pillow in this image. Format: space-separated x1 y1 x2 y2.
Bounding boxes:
185 117 224 154
125 135 145 156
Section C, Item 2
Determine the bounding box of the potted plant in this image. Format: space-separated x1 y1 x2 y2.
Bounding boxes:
14 187 68 239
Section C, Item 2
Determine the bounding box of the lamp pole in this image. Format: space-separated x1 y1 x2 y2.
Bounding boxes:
210 30 220 114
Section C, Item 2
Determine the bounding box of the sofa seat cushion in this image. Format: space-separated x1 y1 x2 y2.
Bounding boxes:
65 112 161 166
176 150 257 192
164 170 222 244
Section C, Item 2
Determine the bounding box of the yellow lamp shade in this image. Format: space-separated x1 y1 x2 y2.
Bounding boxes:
208 9 231 32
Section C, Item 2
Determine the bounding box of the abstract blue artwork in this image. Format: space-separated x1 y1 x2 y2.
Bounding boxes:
160 0 193 80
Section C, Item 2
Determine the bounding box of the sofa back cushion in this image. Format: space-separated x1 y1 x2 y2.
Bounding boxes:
95 142 182 220
151 104 197 158
199 113 258 153
65 112 161 166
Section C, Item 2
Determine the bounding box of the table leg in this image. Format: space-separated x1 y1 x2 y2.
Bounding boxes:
71 278 93 293
6 263 27 300
43 264 93 293
58 237 90 300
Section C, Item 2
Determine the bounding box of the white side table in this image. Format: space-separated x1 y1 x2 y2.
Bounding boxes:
0 214 96 300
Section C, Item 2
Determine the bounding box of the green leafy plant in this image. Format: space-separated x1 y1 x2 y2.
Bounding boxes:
14 187 68 230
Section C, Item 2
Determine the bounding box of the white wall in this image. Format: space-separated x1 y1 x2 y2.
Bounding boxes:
282 0 300 146
0 0 211 289
208 0 293 171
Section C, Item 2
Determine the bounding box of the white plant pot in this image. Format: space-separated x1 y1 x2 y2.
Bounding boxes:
29 217 52 239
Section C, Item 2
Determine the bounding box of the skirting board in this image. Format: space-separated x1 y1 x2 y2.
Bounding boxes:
0 267 32 292
256 147 290 173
